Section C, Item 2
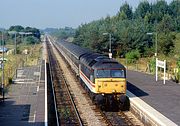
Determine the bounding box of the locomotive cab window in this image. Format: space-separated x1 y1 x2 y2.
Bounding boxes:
96 69 125 78
111 70 125 78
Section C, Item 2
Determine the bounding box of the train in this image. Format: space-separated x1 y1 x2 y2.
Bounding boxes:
54 39 130 111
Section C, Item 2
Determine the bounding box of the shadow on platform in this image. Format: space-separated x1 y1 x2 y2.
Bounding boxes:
127 81 149 97
0 100 44 126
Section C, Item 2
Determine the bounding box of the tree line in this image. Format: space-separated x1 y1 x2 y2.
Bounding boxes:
73 0 180 58
1 25 41 45
46 27 75 40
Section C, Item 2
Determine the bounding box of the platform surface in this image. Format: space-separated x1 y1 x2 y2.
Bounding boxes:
0 61 45 126
127 70 180 125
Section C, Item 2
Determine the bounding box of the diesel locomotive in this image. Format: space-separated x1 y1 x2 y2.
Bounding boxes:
55 40 129 110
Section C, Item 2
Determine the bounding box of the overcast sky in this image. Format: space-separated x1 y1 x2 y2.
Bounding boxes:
0 0 173 29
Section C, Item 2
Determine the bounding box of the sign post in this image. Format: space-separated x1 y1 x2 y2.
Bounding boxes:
156 58 166 84
156 58 158 81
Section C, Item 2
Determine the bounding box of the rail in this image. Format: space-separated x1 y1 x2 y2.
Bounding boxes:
46 40 60 126
47 37 83 126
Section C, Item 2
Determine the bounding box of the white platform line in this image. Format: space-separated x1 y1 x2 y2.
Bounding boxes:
44 45 48 126
33 113 36 122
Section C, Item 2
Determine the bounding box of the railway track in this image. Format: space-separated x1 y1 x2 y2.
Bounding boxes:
47 41 83 126
47 36 144 126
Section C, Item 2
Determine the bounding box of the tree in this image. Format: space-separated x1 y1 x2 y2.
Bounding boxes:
117 3 133 20
158 33 175 55
9 25 24 32
50 27 75 40
152 0 168 22
175 16 180 31
168 0 180 17
24 27 40 39
134 1 151 19
73 1 178 58
157 14 175 33
25 36 39 44
118 11 128 20
168 0 180 31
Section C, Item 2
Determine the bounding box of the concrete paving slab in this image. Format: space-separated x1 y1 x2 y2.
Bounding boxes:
0 61 45 126
127 70 180 125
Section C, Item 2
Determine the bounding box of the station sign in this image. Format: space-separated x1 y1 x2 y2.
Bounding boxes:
156 58 166 84
157 60 166 68
109 53 112 58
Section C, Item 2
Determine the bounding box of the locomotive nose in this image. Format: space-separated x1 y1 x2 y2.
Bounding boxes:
96 78 126 94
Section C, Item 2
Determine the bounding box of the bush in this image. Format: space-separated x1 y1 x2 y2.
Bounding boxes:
176 57 180 83
149 58 156 73
125 50 140 64
8 77 13 84
25 36 39 44
177 57 180 68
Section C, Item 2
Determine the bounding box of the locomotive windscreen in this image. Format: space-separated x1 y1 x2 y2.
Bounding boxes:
96 69 125 78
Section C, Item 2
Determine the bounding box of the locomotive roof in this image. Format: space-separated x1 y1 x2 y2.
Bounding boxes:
80 53 125 69
58 41 92 59
92 59 125 69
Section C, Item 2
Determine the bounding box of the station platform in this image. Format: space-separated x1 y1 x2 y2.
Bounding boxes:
127 70 180 126
0 60 46 126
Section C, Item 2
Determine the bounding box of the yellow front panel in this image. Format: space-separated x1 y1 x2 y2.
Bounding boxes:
95 78 126 94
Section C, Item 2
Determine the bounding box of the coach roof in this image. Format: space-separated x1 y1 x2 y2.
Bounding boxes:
58 41 92 59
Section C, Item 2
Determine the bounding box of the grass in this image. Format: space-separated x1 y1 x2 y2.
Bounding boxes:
116 32 180 73
0 43 42 86
117 58 150 72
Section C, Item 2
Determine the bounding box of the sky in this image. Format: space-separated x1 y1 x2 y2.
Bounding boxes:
0 0 173 29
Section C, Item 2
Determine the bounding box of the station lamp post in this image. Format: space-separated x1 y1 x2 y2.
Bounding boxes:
103 32 112 58
147 32 158 57
1 32 5 101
